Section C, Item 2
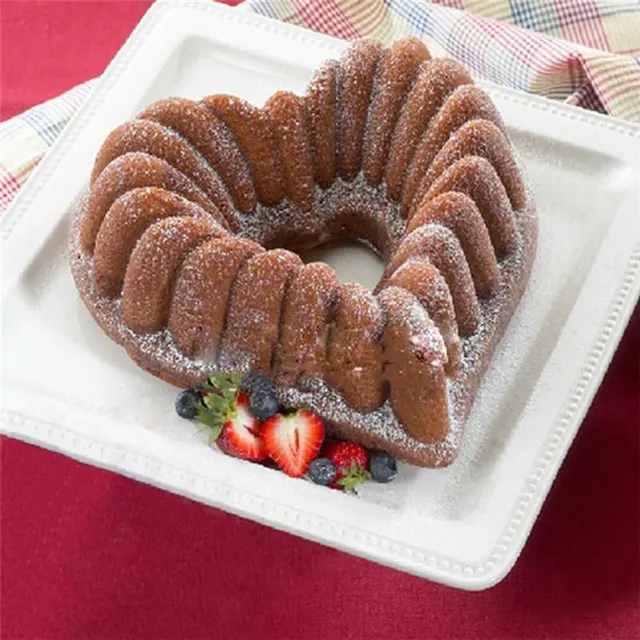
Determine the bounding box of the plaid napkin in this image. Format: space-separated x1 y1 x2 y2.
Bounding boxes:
1 0 639 214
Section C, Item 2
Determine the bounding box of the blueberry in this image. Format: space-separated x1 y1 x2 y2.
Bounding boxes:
308 458 337 486
369 452 398 483
240 373 279 420
240 372 273 395
175 388 202 420
248 385 280 420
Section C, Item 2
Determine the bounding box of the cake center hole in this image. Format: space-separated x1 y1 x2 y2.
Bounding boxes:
297 239 385 290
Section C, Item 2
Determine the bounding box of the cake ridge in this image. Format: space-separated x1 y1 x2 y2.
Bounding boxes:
379 223 480 336
121 215 228 334
263 90 314 214
386 259 460 377
303 59 338 189
273 261 339 387
82 152 222 252
89 119 237 226
202 94 286 207
138 97 257 215
169 236 264 360
219 248 303 373
326 282 385 413
417 118 527 212
422 155 518 259
93 186 226 298
384 57 474 203
379 285 449 442
270 252 302 375
363 37 431 187
401 85 506 216
337 39 384 182
408 190 500 299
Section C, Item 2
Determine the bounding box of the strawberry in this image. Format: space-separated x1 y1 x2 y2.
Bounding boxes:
262 410 324 477
323 441 370 492
216 393 267 461
197 374 267 462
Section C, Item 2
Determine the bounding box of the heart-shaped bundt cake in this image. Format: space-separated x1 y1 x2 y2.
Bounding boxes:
69 37 537 467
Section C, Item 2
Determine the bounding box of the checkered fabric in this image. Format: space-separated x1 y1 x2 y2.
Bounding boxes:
1 0 639 215
243 0 640 116
0 81 94 213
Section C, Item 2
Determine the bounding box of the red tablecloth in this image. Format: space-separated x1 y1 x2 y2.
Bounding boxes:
2 2 639 638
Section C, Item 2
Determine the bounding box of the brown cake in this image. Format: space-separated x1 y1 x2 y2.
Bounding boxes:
69 37 537 468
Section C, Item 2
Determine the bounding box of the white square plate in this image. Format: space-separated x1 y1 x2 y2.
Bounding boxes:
2 0 639 590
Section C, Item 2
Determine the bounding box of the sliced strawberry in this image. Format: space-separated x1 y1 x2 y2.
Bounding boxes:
216 393 267 461
323 441 370 491
262 411 324 477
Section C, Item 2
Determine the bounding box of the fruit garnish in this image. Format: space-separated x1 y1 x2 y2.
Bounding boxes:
215 393 267 461
262 410 325 477
323 441 370 492
307 457 337 486
199 372 246 397
335 461 370 493
250 387 279 421
175 388 202 420
369 452 398 483
196 371 245 438
196 373 266 461
240 373 280 420
179 373 383 490
239 372 270 395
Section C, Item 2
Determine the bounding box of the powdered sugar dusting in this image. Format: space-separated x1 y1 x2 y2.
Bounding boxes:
69 38 538 469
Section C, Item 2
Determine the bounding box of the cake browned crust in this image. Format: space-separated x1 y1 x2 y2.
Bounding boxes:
69 37 537 468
